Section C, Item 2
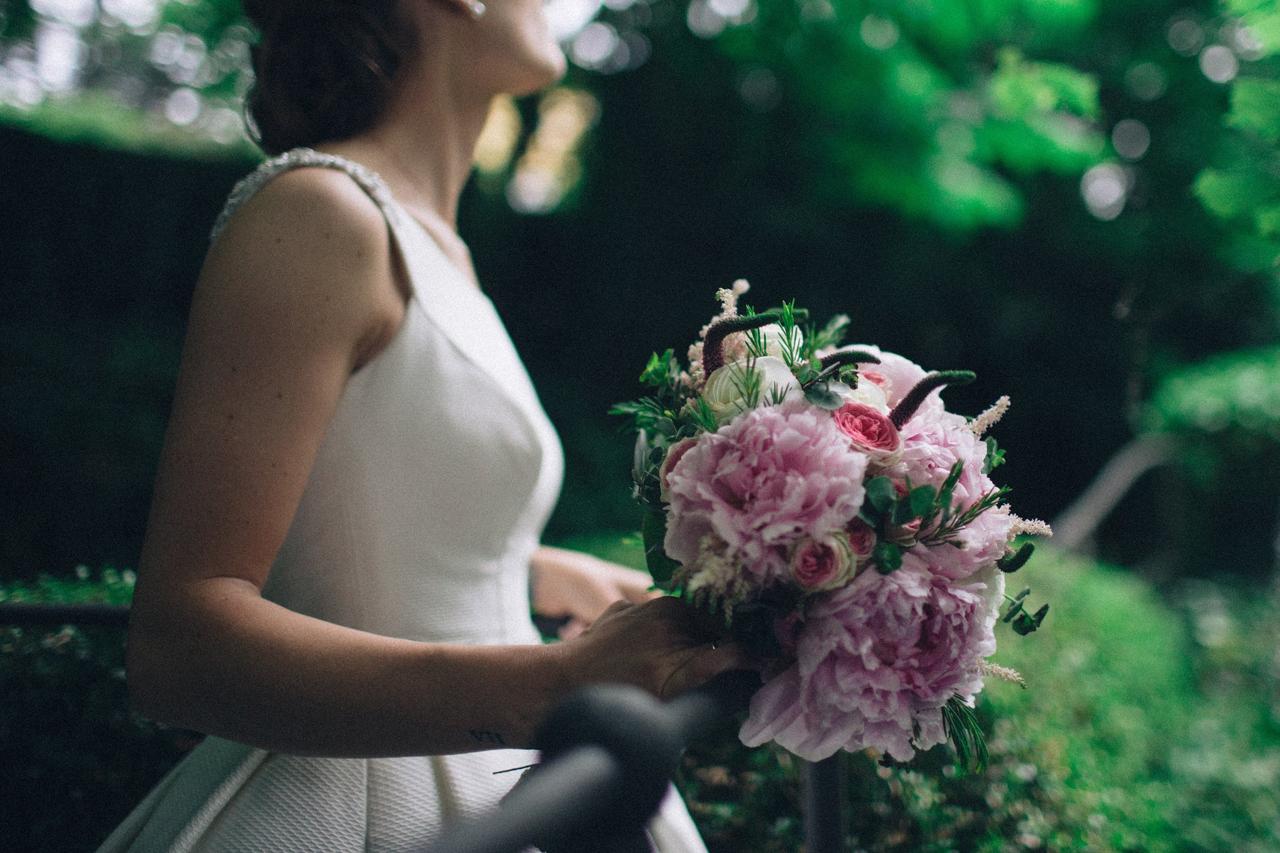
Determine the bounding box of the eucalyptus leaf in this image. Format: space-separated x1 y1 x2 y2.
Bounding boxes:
642 509 681 587
873 541 903 574
908 485 937 519
866 477 897 514
804 382 845 410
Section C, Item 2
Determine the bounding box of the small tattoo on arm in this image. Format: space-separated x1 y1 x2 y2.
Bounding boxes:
469 728 507 746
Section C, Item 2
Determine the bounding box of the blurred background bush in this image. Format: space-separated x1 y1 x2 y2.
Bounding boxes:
2 0 1278 849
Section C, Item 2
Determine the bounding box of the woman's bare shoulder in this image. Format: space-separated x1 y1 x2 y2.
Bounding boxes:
209 166 392 278
198 166 404 366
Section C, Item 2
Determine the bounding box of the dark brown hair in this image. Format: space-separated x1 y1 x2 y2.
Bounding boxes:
241 1 413 154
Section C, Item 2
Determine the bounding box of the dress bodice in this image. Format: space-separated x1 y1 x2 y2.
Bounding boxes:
215 148 565 645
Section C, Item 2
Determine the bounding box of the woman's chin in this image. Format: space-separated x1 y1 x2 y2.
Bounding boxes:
508 48 568 96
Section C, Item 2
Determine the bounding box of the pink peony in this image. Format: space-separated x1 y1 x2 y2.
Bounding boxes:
664 401 869 585
739 555 1003 762
832 403 901 461
920 503 1016 580
886 409 993 508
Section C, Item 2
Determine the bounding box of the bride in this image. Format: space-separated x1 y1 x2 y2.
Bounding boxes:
97 0 750 849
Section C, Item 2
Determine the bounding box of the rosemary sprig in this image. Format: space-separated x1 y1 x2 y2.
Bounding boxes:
942 696 989 774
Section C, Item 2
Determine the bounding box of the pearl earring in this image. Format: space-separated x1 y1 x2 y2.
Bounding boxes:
466 0 487 18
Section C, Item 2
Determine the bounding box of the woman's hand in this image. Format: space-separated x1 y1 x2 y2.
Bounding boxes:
554 597 756 701
530 546 660 639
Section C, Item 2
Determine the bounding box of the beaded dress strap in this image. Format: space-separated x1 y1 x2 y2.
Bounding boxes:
209 147 402 243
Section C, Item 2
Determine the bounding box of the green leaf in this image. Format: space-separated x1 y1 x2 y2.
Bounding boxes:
998 542 1036 573
642 510 681 587
908 485 937 519
1195 168 1273 220
639 349 675 387
892 496 918 526
984 437 1006 474
1226 78 1280 146
865 477 897 514
804 382 845 410
873 541 903 574
936 462 963 515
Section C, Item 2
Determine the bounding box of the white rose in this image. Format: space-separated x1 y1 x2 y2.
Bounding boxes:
702 356 802 424
836 376 890 413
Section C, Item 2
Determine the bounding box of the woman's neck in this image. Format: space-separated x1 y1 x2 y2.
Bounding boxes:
319 50 493 237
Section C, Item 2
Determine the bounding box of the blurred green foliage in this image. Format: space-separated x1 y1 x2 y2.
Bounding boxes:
5 0 1280 577
1193 0 1280 283
1141 347 1280 579
1147 345 1280 440
0 568 191 853
714 0 1105 229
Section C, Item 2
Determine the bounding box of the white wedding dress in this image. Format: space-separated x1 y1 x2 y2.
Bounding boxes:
96 149 707 853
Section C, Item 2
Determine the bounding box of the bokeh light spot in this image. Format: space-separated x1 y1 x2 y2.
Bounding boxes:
1111 119 1150 161
687 0 726 39
1124 62 1167 102
1199 45 1239 84
860 15 900 51
1167 17 1205 56
1080 162 1132 221
543 0 603 44
571 22 620 69
739 67 781 111
163 87 201 126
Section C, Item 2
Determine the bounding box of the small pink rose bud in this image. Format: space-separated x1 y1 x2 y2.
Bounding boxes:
790 533 856 592
846 518 877 559
886 518 922 547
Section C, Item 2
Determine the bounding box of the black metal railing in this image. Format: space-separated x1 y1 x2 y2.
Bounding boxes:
1 603 849 852
0 601 130 626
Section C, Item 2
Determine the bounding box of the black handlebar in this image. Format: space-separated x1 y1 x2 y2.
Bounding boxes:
420 669 761 853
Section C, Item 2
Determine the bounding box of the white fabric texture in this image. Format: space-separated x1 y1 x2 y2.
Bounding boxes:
96 149 708 853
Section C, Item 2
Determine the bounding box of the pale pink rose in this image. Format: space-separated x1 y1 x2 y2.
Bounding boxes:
861 370 891 391
846 518 877 559
658 437 699 503
843 345 945 416
790 534 856 591
832 403 901 461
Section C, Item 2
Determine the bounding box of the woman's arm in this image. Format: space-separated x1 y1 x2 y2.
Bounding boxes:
126 170 747 758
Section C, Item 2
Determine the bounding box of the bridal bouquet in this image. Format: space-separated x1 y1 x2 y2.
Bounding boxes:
611 281 1051 768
